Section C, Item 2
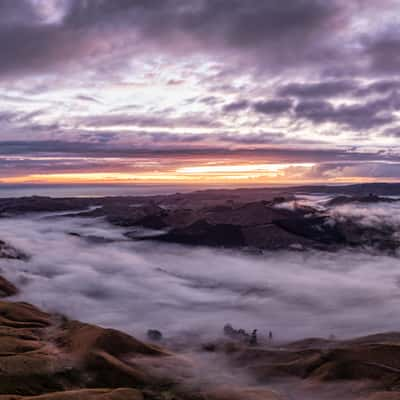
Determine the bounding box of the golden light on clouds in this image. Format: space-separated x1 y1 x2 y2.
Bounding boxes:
0 162 317 184
177 163 315 174
1 172 191 184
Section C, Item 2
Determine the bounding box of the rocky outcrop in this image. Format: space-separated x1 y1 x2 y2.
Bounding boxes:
274 215 346 245
153 220 246 248
326 194 399 207
106 204 167 229
137 198 400 252
200 202 294 227
0 277 17 297
335 220 399 252
0 241 27 261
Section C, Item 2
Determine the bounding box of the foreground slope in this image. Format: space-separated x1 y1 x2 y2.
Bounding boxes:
0 271 398 399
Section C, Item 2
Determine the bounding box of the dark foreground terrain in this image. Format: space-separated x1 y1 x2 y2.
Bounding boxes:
0 183 399 399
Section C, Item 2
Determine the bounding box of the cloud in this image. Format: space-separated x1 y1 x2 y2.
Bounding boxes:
76 95 102 104
383 127 400 138
0 0 355 78
0 19 98 78
294 94 399 130
0 0 38 25
0 111 17 122
223 100 249 113
277 80 358 98
363 31 400 74
305 162 400 180
223 98 293 116
253 99 293 115
277 78 400 101
356 80 400 96
77 113 222 129
329 201 400 229
64 0 343 56
216 132 286 144
1 211 400 341
0 1 396 81
0 139 396 161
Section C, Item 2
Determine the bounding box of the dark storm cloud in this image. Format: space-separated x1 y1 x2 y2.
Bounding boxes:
356 80 400 96
306 161 400 180
216 132 286 144
0 13 95 77
0 0 349 77
223 100 249 113
220 76 400 132
77 113 222 129
363 32 400 74
0 0 397 89
0 140 398 164
64 0 342 48
197 96 222 106
223 98 293 115
78 132 120 144
277 78 400 100
0 0 37 24
81 130 293 147
381 127 400 138
140 132 206 143
0 156 115 176
294 93 400 130
253 99 293 115
0 0 397 80
277 80 358 98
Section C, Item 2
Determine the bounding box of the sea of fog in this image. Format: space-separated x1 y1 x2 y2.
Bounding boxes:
1 200 400 342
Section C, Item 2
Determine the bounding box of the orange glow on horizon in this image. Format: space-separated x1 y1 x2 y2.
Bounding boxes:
2 163 398 185
0 162 316 184
1 163 315 184
0 172 191 184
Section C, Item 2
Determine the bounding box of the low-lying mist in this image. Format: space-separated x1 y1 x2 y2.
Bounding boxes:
280 194 400 229
0 210 400 342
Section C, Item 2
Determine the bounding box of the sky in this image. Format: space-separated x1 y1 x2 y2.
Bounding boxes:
1 0 400 185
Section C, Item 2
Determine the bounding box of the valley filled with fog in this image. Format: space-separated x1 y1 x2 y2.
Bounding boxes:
1 197 400 343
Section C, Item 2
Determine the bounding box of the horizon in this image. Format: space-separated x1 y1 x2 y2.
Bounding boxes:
0 181 397 200
1 1 400 184
0 180 399 188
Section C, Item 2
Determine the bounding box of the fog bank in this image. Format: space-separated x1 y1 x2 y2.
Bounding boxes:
0 213 399 341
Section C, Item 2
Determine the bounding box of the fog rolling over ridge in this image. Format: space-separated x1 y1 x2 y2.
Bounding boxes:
1 199 400 342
